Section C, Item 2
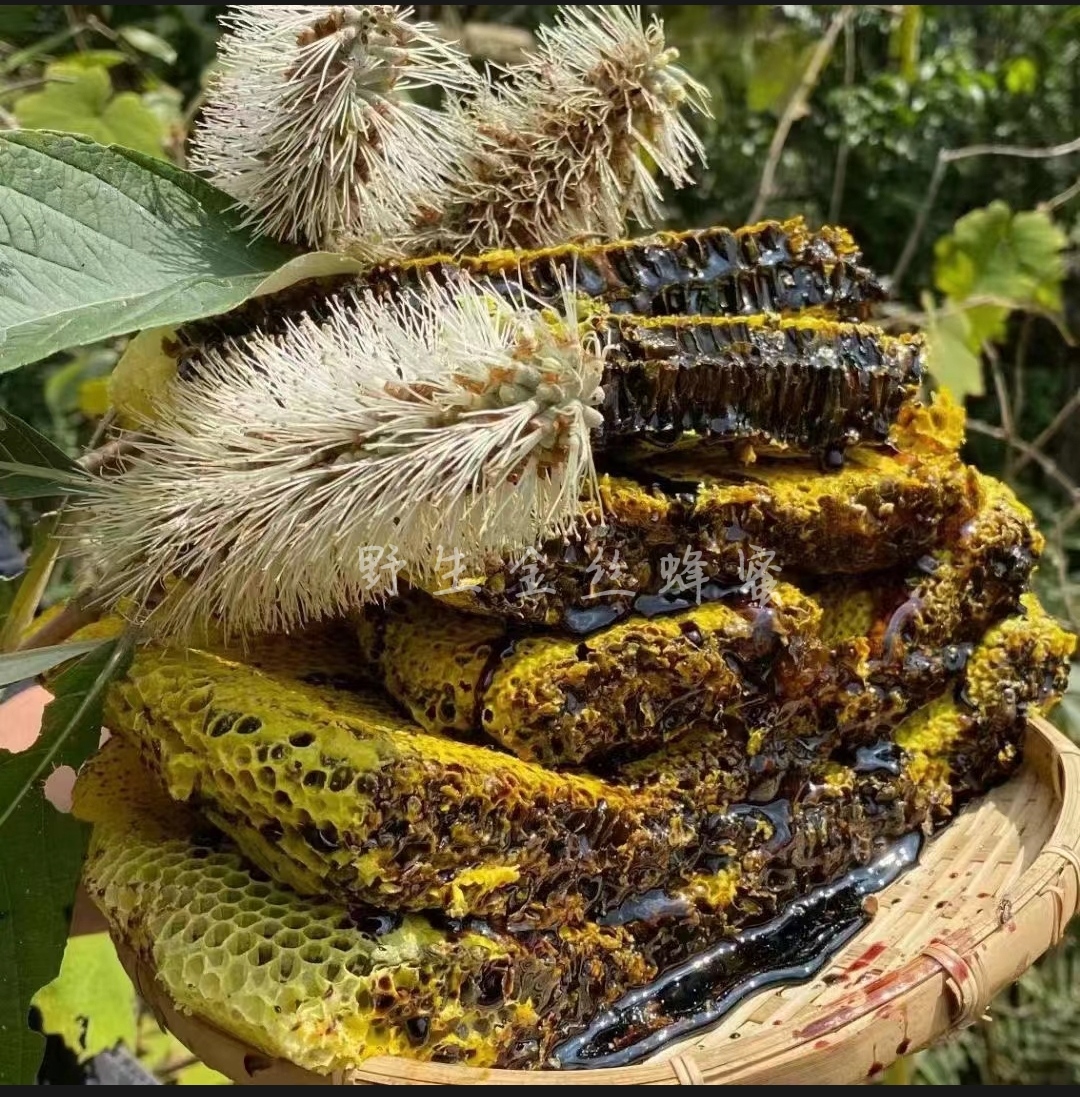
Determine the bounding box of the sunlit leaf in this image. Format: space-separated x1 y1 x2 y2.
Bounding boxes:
0 131 296 374
117 26 178 66
922 294 985 400
32 933 137 1063
934 200 1067 316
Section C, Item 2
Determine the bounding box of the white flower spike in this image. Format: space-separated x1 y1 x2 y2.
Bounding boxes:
426 5 711 254
191 5 478 250
76 277 607 640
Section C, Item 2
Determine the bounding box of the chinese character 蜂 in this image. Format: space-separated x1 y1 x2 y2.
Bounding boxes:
657 545 706 604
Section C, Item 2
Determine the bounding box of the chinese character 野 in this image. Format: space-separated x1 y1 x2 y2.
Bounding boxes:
510 546 555 598
737 544 781 606
583 545 635 600
657 546 706 604
358 544 403 595
433 545 481 596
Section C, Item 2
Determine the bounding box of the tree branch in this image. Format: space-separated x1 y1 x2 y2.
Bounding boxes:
1039 174 1080 214
827 17 857 224
891 133 1080 289
966 419 1080 504
749 7 855 223
1010 388 1080 476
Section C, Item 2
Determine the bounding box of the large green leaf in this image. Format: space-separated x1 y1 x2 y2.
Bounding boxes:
0 634 134 1085
0 131 297 374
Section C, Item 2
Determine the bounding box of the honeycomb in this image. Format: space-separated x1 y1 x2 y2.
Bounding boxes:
81 598 1068 1071
618 595 1073 813
96 637 704 924
77 195 1077 1075
430 445 981 630
595 314 922 453
77 739 651 1071
357 584 824 765
172 219 883 382
85 579 1071 933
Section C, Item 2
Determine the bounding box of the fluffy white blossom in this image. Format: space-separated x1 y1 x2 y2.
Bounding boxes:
77 278 607 639
191 5 478 250
422 5 711 254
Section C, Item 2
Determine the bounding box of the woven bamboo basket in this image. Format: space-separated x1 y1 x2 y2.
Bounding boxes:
112 715 1080 1086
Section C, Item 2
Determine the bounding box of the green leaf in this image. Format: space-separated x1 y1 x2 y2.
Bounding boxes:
0 407 80 474
0 512 61 653
0 408 90 499
32 933 137 1063
0 634 135 1085
0 642 105 689
746 32 813 114
922 294 985 401
0 464 90 500
14 64 164 158
1004 56 1038 96
0 131 297 375
933 201 1067 318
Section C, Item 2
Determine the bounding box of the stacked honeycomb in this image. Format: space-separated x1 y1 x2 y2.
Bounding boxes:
79 219 1075 1073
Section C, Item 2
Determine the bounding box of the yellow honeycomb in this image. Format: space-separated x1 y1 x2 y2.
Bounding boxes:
82 584 1073 934
76 739 650 1072
428 447 980 627
358 584 823 766
78 582 1073 1072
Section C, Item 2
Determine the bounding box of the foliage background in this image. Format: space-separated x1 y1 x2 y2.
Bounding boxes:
1 3 1079 1085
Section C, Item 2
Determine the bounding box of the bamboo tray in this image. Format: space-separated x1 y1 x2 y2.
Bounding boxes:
116 715 1080 1086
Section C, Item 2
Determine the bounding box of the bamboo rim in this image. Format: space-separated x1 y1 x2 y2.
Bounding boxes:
116 716 1080 1086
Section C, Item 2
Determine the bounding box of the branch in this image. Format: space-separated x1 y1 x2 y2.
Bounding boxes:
749 7 855 223
827 17 857 224
966 419 1080 504
15 598 99 653
891 133 1080 289
77 436 142 477
1010 388 1080 477
1039 174 1080 214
